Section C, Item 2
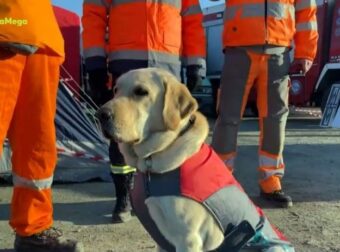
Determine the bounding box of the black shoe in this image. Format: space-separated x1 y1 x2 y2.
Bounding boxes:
260 190 293 208
112 173 134 223
112 210 133 223
14 227 84 252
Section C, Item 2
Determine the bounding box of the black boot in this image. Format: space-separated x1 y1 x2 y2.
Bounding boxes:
111 173 134 223
14 227 84 252
260 190 293 208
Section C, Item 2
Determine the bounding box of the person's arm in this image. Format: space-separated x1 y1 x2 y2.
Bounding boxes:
292 0 318 74
82 0 111 71
181 0 206 91
82 0 112 105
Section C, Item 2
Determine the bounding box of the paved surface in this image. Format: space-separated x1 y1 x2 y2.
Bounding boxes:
1 115 340 252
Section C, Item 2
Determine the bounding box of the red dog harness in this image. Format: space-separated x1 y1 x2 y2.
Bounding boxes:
130 144 294 252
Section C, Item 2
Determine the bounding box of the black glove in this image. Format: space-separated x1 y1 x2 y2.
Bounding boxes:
87 68 112 106
186 65 203 92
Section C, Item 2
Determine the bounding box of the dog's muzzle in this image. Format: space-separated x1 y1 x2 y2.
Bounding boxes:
96 107 115 139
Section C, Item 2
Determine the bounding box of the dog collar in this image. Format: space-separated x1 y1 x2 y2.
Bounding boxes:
143 115 195 175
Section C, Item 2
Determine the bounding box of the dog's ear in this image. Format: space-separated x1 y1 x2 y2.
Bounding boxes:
162 76 198 130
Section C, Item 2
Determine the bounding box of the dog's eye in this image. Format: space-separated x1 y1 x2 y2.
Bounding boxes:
134 86 148 96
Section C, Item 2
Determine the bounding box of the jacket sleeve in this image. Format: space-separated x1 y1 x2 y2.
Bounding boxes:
82 0 111 71
181 0 207 77
294 0 319 60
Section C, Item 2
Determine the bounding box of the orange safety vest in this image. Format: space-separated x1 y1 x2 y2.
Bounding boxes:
223 0 318 60
82 0 206 67
0 0 64 57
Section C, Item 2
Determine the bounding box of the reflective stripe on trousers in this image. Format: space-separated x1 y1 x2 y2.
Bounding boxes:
0 52 62 236
211 47 290 192
111 165 136 174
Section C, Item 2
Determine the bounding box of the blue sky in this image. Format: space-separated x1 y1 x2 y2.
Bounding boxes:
52 0 83 16
51 0 222 16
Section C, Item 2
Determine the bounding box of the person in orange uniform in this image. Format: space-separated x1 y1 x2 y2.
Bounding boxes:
0 1 83 251
211 0 318 208
82 0 206 223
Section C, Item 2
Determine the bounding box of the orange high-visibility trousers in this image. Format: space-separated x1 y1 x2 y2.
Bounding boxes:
212 47 290 193
0 52 62 236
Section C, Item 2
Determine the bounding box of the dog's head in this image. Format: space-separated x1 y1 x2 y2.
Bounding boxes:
97 68 198 144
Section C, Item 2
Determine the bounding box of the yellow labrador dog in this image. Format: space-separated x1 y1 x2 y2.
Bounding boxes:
97 68 294 252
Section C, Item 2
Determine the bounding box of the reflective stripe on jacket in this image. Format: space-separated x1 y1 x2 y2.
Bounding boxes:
222 0 318 60
0 0 64 57
82 0 206 71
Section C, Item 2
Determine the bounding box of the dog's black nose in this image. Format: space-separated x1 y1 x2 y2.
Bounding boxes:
96 107 113 122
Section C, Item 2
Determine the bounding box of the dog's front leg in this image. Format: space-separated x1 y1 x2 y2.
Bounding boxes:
133 130 178 158
118 143 138 168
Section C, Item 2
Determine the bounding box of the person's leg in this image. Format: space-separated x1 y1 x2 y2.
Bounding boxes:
106 69 137 223
5 52 83 251
211 48 259 171
256 50 292 208
109 141 136 223
8 52 60 236
0 54 24 155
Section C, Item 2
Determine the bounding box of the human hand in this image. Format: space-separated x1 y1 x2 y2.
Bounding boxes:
87 68 112 106
289 59 313 75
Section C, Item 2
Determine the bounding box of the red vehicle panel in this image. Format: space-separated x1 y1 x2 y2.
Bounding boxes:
289 2 328 106
329 1 340 63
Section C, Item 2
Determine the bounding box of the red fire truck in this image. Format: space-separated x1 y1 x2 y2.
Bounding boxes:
198 0 340 115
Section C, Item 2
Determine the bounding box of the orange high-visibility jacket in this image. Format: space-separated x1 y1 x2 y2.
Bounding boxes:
223 0 318 60
82 0 206 72
0 0 64 57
